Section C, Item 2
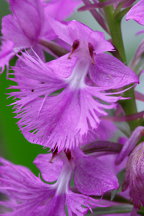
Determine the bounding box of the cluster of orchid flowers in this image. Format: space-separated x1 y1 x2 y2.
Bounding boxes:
0 0 144 215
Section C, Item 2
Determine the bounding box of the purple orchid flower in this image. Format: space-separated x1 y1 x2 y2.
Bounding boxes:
0 149 118 216
0 0 81 72
126 0 144 25
10 21 138 151
35 149 119 196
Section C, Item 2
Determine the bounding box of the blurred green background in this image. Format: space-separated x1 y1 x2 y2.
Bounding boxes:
0 0 48 174
0 0 144 173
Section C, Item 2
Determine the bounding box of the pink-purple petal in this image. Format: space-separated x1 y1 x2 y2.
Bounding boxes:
116 126 144 165
89 53 139 90
66 191 112 216
44 0 82 21
0 157 66 216
126 0 144 25
123 142 144 208
74 155 119 196
2 15 32 49
33 153 63 182
47 54 77 78
9 0 44 41
50 19 114 52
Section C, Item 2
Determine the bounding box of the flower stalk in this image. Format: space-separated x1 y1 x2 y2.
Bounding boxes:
101 1 139 131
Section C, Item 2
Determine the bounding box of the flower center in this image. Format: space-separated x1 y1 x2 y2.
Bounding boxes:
67 58 90 89
68 40 95 63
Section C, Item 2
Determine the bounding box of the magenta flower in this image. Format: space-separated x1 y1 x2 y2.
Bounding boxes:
34 150 119 196
126 0 144 25
72 150 119 196
2 0 81 45
0 0 81 71
10 21 138 151
0 149 117 215
42 0 82 21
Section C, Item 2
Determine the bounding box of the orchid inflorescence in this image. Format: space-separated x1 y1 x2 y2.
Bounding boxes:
0 0 144 215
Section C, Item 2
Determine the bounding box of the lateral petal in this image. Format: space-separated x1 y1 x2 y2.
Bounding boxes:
89 53 139 90
74 154 119 196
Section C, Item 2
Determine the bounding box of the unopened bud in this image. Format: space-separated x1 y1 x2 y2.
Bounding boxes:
123 142 144 208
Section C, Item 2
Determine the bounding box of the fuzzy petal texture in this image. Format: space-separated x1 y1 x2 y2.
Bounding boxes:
0 40 15 72
0 157 56 216
21 87 103 150
66 191 111 216
10 51 138 151
74 154 119 196
0 158 62 216
11 52 66 96
0 156 109 216
13 81 121 150
126 0 144 25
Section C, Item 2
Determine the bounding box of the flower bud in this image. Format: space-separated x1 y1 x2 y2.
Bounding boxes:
123 142 144 208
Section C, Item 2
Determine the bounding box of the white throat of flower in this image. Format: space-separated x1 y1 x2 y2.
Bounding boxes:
55 160 73 195
67 57 90 89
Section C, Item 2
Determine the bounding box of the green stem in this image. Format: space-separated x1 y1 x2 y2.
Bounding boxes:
102 4 138 131
104 6 126 63
120 89 139 130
